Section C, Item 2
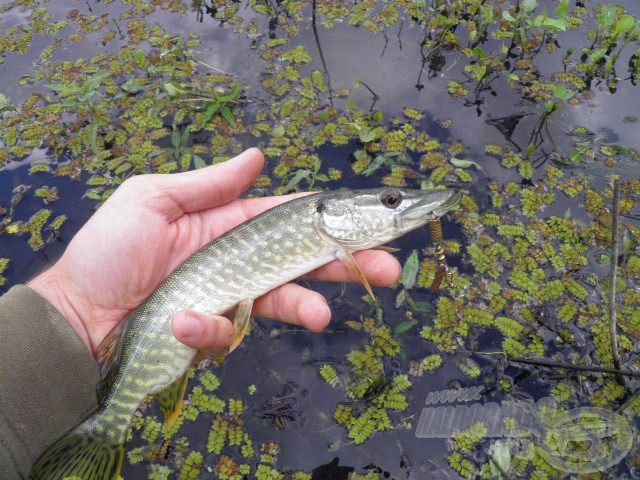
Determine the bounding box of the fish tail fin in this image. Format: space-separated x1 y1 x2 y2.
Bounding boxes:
31 428 124 480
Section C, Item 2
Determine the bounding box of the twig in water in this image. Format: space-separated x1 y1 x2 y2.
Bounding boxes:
508 357 640 378
608 177 625 387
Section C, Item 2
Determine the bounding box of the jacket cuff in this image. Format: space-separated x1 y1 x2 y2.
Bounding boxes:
0 285 98 479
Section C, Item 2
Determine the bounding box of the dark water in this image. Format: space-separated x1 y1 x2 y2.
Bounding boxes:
2 1 640 479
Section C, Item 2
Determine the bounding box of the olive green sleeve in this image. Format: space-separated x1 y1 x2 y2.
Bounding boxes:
0 285 98 480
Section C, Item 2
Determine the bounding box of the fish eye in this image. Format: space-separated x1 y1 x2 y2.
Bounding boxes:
381 190 402 209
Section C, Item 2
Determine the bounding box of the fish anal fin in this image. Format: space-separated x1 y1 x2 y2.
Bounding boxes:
336 250 375 300
31 428 124 480
96 320 126 402
229 299 254 353
155 371 189 429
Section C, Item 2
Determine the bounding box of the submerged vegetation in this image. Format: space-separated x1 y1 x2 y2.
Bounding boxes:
1 0 640 478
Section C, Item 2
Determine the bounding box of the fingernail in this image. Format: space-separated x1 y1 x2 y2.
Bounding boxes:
177 314 204 339
310 298 331 331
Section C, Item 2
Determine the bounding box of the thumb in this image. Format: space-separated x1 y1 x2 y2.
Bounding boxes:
171 310 234 355
131 148 265 222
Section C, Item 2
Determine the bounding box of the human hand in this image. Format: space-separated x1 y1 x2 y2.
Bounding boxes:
28 148 401 357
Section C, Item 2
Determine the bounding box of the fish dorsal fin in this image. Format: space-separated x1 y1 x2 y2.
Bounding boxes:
336 250 375 300
229 299 254 353
95 320 126 402
155 371 190 429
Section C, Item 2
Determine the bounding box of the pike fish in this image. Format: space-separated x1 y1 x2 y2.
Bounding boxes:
31 187 461 480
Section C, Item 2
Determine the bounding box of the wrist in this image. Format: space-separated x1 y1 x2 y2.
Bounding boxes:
27 267 93 353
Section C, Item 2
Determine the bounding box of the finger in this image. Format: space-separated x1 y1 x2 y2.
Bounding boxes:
253 283 331 333
303 250 401 287
129 148 265 221
171 310 234 355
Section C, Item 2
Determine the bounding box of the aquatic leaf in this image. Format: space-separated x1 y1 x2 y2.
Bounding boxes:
219 105 235 125
271 125 285 137
362 155 389 176
354 149 368 162
358 128 376 143
83 71 109 95
522 0 538 13
569 150 583 164
120 79 147 94
450 158 477 169
554 0 568 19
402 250 419 289
0 93 14 112
171 127 181 148
135 49 146 68
46 83 81 96
597 5 616 29
88 123 98 153
406 296 434 313
553 85 574 100
614 15 636 37
164 82 184 97
285 169 311 189
193 156 206 169
502 11 517 23
394 319 418 335
395 289 407 309
539 16 567 31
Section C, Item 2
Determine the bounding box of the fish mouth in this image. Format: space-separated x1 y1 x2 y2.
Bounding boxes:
401 189 462 221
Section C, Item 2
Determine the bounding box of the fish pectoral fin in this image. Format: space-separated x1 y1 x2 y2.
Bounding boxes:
372 245 401 254
229 298 254 353
155 371 189 429
96 319 126 402
336 250 375 300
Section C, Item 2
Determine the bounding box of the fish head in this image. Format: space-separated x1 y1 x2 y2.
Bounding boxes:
314 188 461 250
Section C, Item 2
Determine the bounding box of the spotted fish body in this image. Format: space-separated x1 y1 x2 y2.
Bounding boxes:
31 187 461 480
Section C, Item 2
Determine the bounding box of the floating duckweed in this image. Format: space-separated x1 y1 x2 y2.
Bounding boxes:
558 177 584 198
255 463 283 480
463 307 493 326
590 380 625 407
456 357 481 378
550 383 573 403
227 420 243 446
141 417 163 443
448 451 478 478
347 406 391 444
494 316 525 339
417 258 437 289
447 81 468 98
433 297 458 330
421 354 443 372
402 107 422 120
0 258 8 286
480 213 500 226
518 160 533 179
178 451 203 480
419 151 446 169
191 386 224 414
497 224 525 237
228 398 244 418
207 414 228 455
558 302 578 322
319 364 340 388
484 144 503 156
